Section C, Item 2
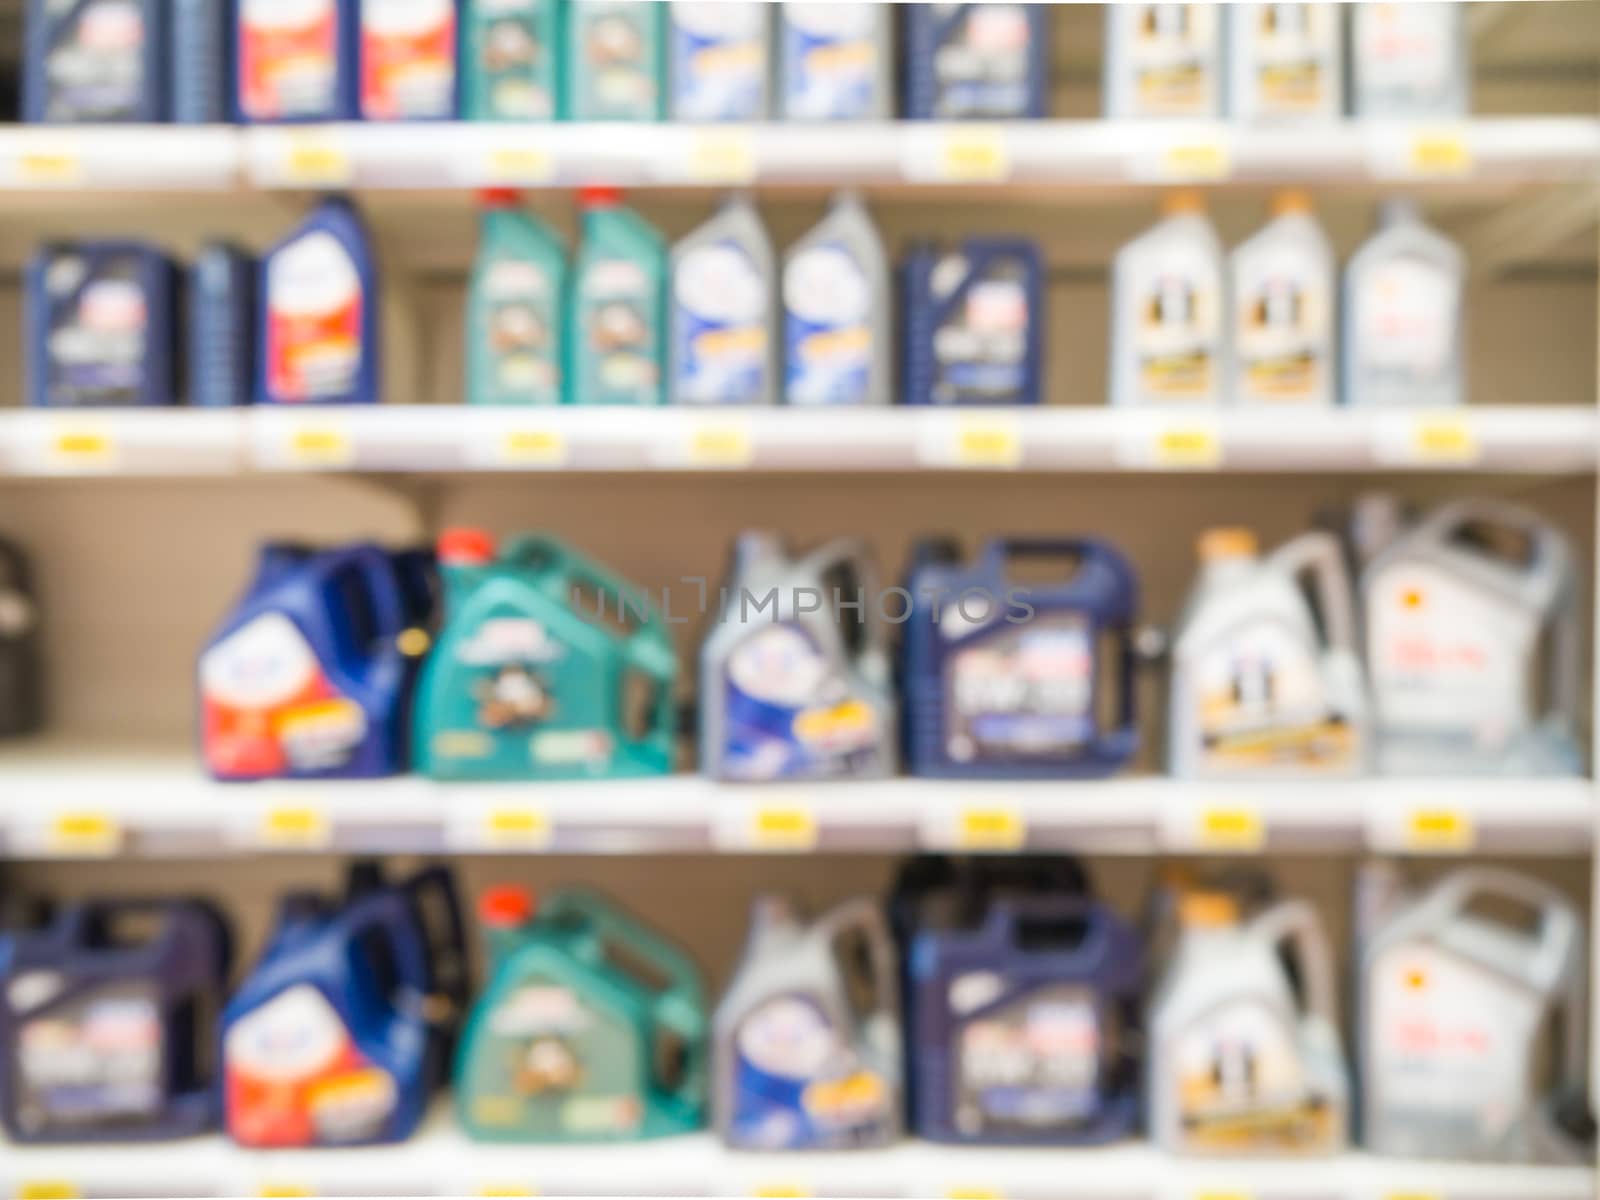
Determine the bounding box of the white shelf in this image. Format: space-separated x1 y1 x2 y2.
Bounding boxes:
0 406 1593 478
0 125 241 191
0 743 1589 859
0 1118 1590 1200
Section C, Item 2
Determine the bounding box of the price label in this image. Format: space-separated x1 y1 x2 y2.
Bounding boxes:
1119 418 1222 469
18 1182 79 1199
478 1189 536 1198
483 805 552 850
947 1190 1002 1200
749 804 818 852
753 1186 810 1198
937 129 1011 182
48 811 121 857
1391 413 1479 466
260 804 331 850
1193 1192 1251 1200
1161 139 1231 181
1408 130 1472 177
956 806 1026 851
1196 806 1265 852
1383 1193 1439 1200
47 425 117 470
686 130 757 183
285 423 354 467
684 421 753 468
257 1185 313 1198
1403 807 1474 853
496 427 568 467
483 144 553 185
281 130 352 185
954 417 1022 468
15 150 83 186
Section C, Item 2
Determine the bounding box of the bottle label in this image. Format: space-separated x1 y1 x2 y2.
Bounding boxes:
1234 242 1330 404
730 992 893 1150
929 4 1033 118
577 256 660 404
574 3 659 119
720 623 882 780
200 611 369 777
15 979 163 1135
1127 4 1219 117
927 252 1033 405
361 0 456 118
474 0 554 118
1246 3 1337 117
265 230 364 403
225 984 399 1147
783 242 872 405
673 239 770 405
43 253 152 407
670 2 766 120
479 260 561 404
1356 3 1453 109
239 0 340 120
41 0 147 121
943 613 1097 763
782 3 878 119
1129 243 1221 403
1353 254 1454 391
954 981 1105 1135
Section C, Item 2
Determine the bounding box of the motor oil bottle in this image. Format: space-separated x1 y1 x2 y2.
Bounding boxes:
903 537 1140 779
199 541 424 780
223 863 466 1149
1169 527 1367 778
783 191 892 406
670 194 777 406
714 895 902 1150
1109 191 1224 407
188 244 257 408
905 886 1143 1145
1149 891 1347 1155
1227 3 1343 122
1342 199 1465 408
463 0 562 119
567 186 668 406
235 0 360 121
1229 191 1335 407
24 0 167 121
1359 864 1591 1163
903 4 1048 120
669 2 772 121
778 2 895 120
0 538 43 738
467 190 567 406
1350 3 1470 119
564 0 665 119
1102 4 1223 119
1361 499 1580 776
456 886 707 1141
359 0 460 119
699 532 897 782
256 198 381 406
901 237 1043 406
0 899 231 1142
414 528 677 781
171 0 229 123
26 242 178 408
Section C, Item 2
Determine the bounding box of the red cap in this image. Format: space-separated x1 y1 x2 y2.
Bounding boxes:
479 187 521 209
578 185 623 208
438 526 496 566
480 885 535 928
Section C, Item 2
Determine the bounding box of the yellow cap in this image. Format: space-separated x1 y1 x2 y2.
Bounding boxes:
1181 891 1241 928
1162 189 1206 217
1271 189 1314 218
1199 527 1259 562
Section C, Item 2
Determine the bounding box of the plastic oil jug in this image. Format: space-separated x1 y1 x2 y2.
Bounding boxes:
223 863 467 1149
903 4 1048 119
1103 4 1223 119
670 194 777 406
257 198 381 406
1169 527 1367 778
1110 191 1224 407
714 895 902 1151
1350 3 1470 118
1149 892 1347 1155
188 244 257 408
27 242 178 408
0 899 230 1143
414 528 676 781
669 2 772 121
0 538 43 738
463 0 562 119
1227 3 1343 122
235 0 360 121
1361 499 1580 776
902 537 1140 779
467 189 567 406
171 0 229 122
199 542 426 780
24 0 167 121
1229 191 1335 407
456 886 707 1141
904 886 1143 1144
1342 199 1465 409
699 532 897 782
779 2 894 120
567 186 668 406
783 191 892 406
359 0 460 119
564 0 665 119
1359 864 1590 1163
901 237 1044 406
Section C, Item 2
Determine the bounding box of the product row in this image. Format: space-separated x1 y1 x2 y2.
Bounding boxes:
24 1 1472 127
27 187 1466 411
0 855 1585 1164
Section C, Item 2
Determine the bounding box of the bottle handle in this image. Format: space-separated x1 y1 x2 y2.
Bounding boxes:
1248 899 1338 1026
798 537 889 678
1267 530 1359 653
404 867 469 1026
324 545 409 659
1428 867 1580 993
817 898 899 1024
340 890 433 1022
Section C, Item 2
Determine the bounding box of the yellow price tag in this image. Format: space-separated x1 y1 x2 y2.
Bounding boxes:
287 424 353 467
957 807 1026 851
498 428 567 466
1383 1193 1439 1200
18 1182 79 1200
1410 415 1478 465
953 419 1021 468
750 805 818 851
1404 808 1474 853
484 145 553 184
687 130 757 183
258 1186 313 1198
261 804 331 849
1194 1193 1251 1200
686 422 753 467
1197 806 1265 852
49 427 116 468
948 1190 1003 1200
1162 139 1231 181
753 1187 810 1199
17 151 82 186
48 812 121 857
484 806 552 849
477 1187 536 1197
939 130 1010 182
1153 423 1221 468
283 131 351 185
1408 131 1472 177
